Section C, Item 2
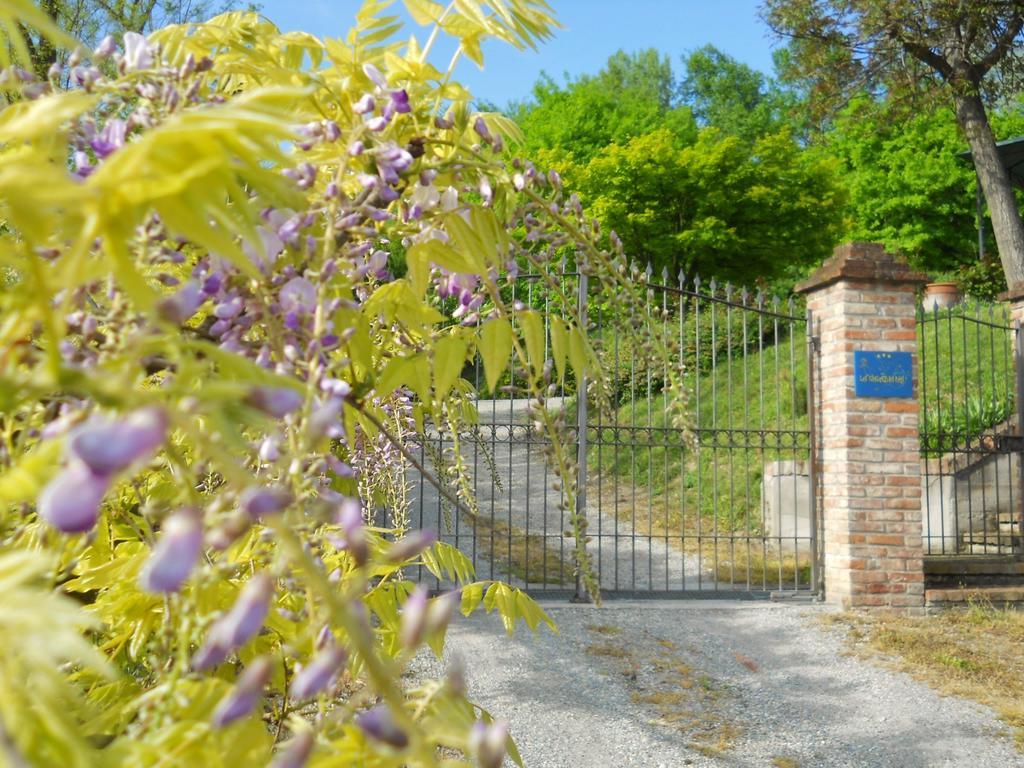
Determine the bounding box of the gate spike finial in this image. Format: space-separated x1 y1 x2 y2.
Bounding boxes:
740 286 750 305
694 273 702 291
645 262 653 280
661 265 670 284
724 281 733 300
756 288 765 308
772 295 780 312
677 267 686 288
708 276 717 295
787 296 795 314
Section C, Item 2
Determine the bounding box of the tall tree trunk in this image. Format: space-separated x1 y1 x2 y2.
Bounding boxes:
29 0 61 79
955 92 1024 287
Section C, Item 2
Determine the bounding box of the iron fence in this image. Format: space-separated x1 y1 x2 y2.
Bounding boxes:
918 301 1024 555
407 265 820 598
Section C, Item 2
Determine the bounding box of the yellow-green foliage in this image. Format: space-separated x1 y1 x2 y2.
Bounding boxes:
0 1 672 765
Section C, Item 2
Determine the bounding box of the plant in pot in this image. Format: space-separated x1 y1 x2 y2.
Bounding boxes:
922 273 961 311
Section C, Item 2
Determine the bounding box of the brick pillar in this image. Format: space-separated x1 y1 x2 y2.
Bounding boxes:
796 243 929 612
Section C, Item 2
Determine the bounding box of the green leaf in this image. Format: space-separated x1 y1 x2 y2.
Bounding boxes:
480 318 512 393
0 439 62 504
549 317 568 384
434 333 470 401
518 310 544 377
568 325 589 383
404 0 445 24
460 582 484 615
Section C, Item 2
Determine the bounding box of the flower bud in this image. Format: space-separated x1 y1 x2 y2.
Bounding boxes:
258 437 280 463
469 720 509 768
37 459 111 533
212 656 271 727
157 280 203 324
289 645 347 700
214 572 274 648
240 485 292 519
385 529 437 564
356 705 408 749
270 731 315 768
336 497 369 567
245 386 303 418
353 94 375 114
425 590 458 637
139 508 203 592
94 35 117 59
68 407 168 475
398 585 429 650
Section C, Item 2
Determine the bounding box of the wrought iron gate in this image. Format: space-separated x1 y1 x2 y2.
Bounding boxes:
918 301 1024 556
408 266 820 599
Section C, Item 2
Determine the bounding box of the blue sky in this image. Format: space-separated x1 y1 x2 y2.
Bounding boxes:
256 1 778 107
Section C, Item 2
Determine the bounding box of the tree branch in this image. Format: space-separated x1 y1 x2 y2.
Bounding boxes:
976 13 1024 76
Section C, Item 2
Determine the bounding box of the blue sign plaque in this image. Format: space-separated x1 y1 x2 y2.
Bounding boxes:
854 351 913 398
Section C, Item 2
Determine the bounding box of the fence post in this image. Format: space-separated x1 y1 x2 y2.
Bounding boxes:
573 265 590 602
795 243 928 612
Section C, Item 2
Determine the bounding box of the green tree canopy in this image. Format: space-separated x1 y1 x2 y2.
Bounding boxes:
570 127 844 285
511 48 697 164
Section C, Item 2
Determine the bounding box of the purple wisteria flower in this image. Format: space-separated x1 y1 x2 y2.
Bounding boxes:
192 573 274 670
353 94 375 115
334 497 368 567
67 407 168 475
245 386 303 418
280 277 317 315
398 585 429 650
384 529 436 564
240 485 292 519
356 705 408 749
212 656 271 727
289 645 347 700
90 119 127 159
138 508 203 592
375 144 413 185
37 458 111 533
157 280 203 324
469 720 509 768
122 32 154 71
269 731 315 768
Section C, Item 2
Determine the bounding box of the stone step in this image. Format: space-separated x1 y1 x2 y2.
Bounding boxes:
960 531 1022 547
926 585 1024 607
964 542 1022 555
925 556 1024 576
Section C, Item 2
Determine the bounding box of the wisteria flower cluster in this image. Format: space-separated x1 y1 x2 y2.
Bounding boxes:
0 3 680 767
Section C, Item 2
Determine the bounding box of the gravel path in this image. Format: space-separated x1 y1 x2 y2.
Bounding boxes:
407 398 718 592
413 601 1024 768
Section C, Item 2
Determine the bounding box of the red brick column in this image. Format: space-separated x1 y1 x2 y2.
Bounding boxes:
796 243 928 611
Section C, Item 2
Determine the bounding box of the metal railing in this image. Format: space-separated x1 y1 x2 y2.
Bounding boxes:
918 301 1023 555
408 266 819 598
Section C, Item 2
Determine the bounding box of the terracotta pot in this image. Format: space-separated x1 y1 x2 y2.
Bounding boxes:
922 281 960 312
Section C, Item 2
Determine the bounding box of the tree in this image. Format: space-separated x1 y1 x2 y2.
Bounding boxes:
763 0 1024 287
512 48 697 164
679 44 795 142
23 0 245 76
572 127 844 285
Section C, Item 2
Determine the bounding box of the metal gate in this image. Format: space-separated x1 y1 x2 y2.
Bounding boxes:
408 266 820 599
918 301 1024 556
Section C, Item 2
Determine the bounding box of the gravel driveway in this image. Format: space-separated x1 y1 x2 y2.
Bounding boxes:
413 600 1024 768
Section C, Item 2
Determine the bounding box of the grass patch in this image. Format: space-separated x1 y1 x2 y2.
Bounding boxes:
772 757 801 768
822 599 1024 748
586 623 622 636
469 514 571 586
585 641 630 659
583 624 741 755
